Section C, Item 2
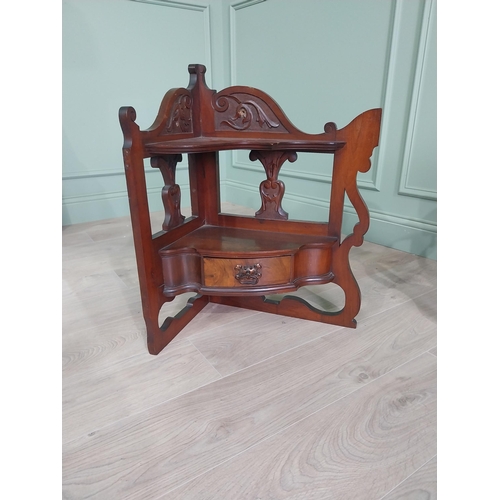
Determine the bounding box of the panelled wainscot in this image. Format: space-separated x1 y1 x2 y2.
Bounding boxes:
119 65 382 355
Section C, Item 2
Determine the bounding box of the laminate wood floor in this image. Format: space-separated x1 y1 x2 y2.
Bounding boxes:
62 204 437 499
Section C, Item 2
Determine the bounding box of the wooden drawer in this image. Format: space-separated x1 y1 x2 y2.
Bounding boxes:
203 256 292 288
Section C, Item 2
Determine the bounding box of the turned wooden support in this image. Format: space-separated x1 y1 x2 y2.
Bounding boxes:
250 150 297 220
151 155 185 231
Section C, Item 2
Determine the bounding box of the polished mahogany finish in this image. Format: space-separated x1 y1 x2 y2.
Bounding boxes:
158 226 337 297
119 64 382 355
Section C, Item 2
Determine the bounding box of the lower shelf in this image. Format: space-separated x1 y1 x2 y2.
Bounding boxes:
158 225 339 297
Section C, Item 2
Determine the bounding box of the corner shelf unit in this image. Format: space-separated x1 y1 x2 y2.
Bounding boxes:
119 64 382 355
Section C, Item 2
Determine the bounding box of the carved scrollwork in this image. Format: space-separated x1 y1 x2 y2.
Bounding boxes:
163 94 193 134
213 94 284 131
234 263 262 285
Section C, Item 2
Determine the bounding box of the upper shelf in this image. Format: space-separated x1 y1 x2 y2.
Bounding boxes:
120 65 347 155
144 136 346 155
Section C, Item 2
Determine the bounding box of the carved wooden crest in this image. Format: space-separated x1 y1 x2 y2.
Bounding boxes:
213 92 288 132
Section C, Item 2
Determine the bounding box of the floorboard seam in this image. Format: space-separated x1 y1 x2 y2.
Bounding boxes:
62 368 226 447
159 351 436 498
357 286 437 323
195 324 343 380
377 454 437 500
187 339 224 378
202 287 437 380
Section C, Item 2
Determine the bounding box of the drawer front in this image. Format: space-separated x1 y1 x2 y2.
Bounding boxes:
203 256 291 288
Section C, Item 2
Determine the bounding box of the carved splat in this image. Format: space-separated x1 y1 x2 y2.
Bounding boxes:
250 150 297 220
151 155 185 231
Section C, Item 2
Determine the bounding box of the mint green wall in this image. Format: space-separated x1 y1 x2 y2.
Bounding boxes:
62 0 214 225
63 0 436 259
221 0 436 259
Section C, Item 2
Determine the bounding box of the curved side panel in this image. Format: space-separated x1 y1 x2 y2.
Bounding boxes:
161 249 202 295
329 108 382 325
294 244 334 279
328 108 382 239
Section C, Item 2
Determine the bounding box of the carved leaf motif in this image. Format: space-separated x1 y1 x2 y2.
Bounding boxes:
216 95 281 131
249 150 297 221
164 95 192 134
261 180 281 200
228 104 251 129
244 100 280 129
257 179 288 220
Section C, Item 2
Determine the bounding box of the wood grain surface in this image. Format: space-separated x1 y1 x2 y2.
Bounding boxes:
120 69 381 354
381 455 437 500
165 354 437 500
62 206 437 499
203 256 291 287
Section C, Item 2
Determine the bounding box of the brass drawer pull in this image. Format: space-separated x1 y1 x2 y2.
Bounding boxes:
234 263 262 285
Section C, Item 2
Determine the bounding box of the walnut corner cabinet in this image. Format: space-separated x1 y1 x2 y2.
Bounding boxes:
119 64 382 355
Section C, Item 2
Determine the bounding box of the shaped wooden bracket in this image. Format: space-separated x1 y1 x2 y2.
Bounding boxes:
250 150 297 220
151 154 185 231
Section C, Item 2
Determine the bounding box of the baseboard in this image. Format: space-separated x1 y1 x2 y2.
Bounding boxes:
62 185 188 226
225 180 436 260
63 179 436 260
